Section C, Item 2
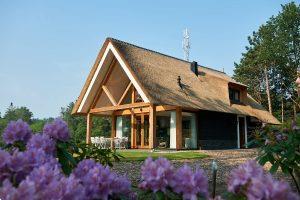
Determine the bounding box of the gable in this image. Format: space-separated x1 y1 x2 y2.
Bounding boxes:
73 40 150 114
92 60 143 109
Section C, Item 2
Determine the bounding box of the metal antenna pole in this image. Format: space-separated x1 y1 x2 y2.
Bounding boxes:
182 28 191 61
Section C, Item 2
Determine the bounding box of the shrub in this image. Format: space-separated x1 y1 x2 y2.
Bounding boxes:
0 119 298 199
252 120 300 193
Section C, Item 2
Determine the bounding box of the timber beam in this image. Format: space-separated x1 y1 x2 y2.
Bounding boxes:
90 102 150 113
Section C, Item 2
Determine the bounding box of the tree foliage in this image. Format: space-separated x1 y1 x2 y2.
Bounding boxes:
234 2 300 120
60 102 111 143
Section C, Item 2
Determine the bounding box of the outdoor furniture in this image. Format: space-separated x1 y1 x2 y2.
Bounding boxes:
121 137 128 149
91 137 130 149
114 137 121 149
91 137 96 144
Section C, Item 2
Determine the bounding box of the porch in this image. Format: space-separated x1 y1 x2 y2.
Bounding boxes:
86 102 198 150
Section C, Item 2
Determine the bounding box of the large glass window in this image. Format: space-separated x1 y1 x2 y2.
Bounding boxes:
182 112 197 149
121 116 131 148
156 113 171 148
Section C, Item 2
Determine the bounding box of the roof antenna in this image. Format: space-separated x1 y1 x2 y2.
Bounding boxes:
182 28 191 61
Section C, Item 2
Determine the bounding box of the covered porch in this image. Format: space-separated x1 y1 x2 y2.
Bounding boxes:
86 100 198 150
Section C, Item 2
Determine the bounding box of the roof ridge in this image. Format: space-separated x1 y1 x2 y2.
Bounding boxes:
107 37 226 74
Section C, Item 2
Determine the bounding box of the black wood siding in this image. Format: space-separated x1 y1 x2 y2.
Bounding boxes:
198 110 237 149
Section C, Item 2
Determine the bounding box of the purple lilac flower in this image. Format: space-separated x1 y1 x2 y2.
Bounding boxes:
21 163 63 199
170 165 208 200
26 133 56 156
0 178 35 200
247 174 299 200
74 160 132 200
139 157 174 193
275 133 283 142
0 149 10 169
0 149 11 183
43 118 70 141
73 159 100 178
227 160 264 193
2 119 32 144
57 174 86 200
0 179 18 200
291 120 300 130
111 174 132 197
25 148 59 169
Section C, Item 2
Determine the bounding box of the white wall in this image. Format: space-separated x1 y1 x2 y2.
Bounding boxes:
116 116 123 138
170 111 176 149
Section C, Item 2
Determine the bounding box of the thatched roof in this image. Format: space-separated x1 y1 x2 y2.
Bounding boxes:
72 38 280 124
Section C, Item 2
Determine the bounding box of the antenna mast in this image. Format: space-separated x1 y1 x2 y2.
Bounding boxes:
182 28 191 61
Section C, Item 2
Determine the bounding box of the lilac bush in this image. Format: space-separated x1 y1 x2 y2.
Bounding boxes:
228 160 299 200
2 119 32 144
139 157 174 193
170 165 208 199
73 159 133 199
26 134 56 156
1 119 299 200
0 119 135 200
43 118 70 141
139 157 208 199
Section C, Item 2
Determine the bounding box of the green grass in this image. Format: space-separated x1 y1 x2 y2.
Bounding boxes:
117 150 208 161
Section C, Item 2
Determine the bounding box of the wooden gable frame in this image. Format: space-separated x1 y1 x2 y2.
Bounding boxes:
75 41 150 114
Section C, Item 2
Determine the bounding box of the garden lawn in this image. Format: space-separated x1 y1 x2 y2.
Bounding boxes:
116 150 208 161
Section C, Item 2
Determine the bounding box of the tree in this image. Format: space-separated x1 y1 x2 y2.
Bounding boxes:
60 102 111 143
234 2 300 121
3 103 33 123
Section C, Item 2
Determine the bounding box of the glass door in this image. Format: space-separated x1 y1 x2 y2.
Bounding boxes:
135 114 149 148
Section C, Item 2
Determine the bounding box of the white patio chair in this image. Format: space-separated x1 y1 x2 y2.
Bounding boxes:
120 137 128 149
114 137 121 149
91 137 95 144
94 137 100 147
99 137 106 149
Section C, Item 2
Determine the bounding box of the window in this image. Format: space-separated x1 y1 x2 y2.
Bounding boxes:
229 88 240 103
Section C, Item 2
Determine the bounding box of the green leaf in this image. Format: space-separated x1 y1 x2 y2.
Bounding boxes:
270 162 279 174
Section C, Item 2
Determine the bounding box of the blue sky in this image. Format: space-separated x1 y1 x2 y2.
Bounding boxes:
0 0 293 118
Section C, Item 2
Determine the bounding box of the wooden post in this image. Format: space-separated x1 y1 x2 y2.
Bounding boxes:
131 113 136 148
86 113 92 144
111 114 116 149
149 104 156 149
130 87 136 148
141 114 145 148
176 107 182 150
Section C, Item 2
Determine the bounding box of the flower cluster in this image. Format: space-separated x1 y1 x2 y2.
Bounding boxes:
139 157 174 193
2 119 32 144
73 159 133 199
0 163 85 200
43 118 70 141
139 157 208 199
228 160 299 200
0 119 134 200
170 165 208 199
26 134 56 156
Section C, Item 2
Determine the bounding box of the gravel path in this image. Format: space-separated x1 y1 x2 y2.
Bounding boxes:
112 149 294 195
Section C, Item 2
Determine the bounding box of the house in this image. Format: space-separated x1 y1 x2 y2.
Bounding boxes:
72 37 279 150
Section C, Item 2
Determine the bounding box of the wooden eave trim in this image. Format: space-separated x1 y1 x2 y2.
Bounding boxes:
90 58 117 109
114 105 177 115
109 40 152 102
72 38 111 114
90 102 150 113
